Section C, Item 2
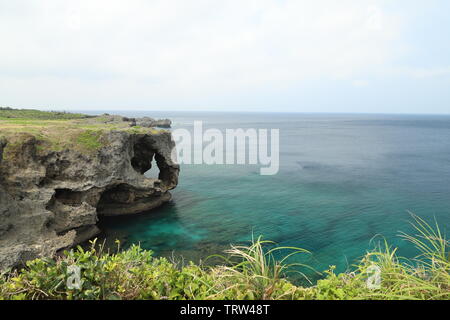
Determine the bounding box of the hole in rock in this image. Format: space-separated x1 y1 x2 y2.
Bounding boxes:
53 189 84 206
131 138 161 179
98 184 136 206
144 158 160 179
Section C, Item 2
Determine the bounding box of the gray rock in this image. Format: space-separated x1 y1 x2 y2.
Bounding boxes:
133 117 172 128
94 115 172 128
152 119 172 128
0 130 179 270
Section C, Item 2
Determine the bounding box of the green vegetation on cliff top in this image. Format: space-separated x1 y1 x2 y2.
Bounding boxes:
0 107 90 120
0 215 448 300
0 107 163 156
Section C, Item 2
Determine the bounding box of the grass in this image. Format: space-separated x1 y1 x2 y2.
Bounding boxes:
359 214 449 300
0 214 447 300
75 130 104 152
0 108 166 157
0 107 90 120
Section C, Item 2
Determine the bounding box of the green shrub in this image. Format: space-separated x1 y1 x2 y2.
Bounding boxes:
0 215 448 300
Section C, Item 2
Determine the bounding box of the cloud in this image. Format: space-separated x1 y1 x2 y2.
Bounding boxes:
352 80 369 87
0 0 404 109
366 5 383 31
407 67 450 79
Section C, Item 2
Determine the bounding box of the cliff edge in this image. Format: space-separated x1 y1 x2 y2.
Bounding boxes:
0 109 179 269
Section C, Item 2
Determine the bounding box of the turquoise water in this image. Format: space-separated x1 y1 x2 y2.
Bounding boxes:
98 112 450 281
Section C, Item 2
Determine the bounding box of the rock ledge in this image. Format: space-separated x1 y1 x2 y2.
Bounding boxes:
0 127 179 269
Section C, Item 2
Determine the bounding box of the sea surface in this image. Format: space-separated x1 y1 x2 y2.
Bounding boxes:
94 112 450 282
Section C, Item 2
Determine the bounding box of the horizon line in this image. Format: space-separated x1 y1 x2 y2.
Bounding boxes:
2 105 450 116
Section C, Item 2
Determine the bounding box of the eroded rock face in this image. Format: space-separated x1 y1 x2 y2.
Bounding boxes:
0 130 179 269
122 116 172 128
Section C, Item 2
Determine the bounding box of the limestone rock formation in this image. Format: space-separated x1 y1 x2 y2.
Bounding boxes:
0 130 179 270
122 116 172 128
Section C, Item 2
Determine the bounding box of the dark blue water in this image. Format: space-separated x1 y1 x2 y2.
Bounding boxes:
97 112 450 280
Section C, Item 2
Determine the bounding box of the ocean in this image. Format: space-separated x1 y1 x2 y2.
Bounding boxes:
95 112 450 282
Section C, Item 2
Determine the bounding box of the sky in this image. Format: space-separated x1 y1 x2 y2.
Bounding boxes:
1 0 450 114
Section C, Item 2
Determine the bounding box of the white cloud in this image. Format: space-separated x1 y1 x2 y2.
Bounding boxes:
366 5 384 31
352 80 369 87
407 67 450 79
0 0 404 109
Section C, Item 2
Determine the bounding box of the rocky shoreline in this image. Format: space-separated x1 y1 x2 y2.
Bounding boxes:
0 113 179 269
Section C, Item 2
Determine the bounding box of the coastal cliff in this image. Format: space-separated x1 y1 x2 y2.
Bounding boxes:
0 109 179 269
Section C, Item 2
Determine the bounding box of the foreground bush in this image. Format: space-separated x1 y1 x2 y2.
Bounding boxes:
0 215 448 300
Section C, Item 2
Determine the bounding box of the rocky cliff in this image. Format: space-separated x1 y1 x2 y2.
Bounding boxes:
0 120 179 270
